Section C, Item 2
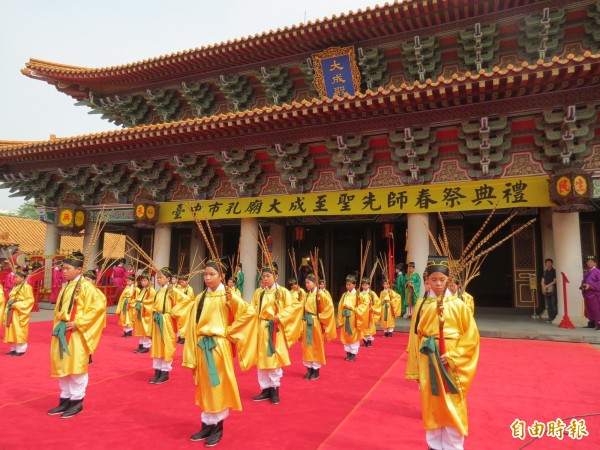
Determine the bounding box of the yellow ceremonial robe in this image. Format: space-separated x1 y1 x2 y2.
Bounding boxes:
150 286 187 362
182 286 257 413
336 290 369 345
290 287 306 303
251 285 302 369
133 286 156 337
405 296 425 380
301 288 336 364
50 277 106 377
359 289 381 336
407 294 479 435
460 291 475 315
0 285 5 329
3 282 35 344
379 288 402 328
171 285 195 338
116 285 138 327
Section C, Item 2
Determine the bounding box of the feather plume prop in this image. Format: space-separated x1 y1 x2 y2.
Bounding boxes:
319 258 326 286
377 252 390 282
368 260 379 285
83 207 109 269
189 207 224 278
358 239 371 284
288 248 298 281
308 247 320 285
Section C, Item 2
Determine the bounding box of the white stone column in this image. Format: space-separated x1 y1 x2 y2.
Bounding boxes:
44 222 60 289
82 220 100 269
539 208 555 262
239 218 258 302
551 211 585 326
269 222 286 285
407 213 430 297
189 227 205 293
153 223 172 272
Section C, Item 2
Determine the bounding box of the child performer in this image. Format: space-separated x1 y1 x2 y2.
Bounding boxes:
173 272 195 345
148 267 186 384
379 278 402 338
359 277 381 347
301 273 336 380
116 274 138 337
133 272 155 354
336 274 369 361
182 259 257 447
3 267 35 356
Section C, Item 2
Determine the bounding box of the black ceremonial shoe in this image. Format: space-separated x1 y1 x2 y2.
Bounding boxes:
190 422 214 442
348 353 356 362
13 352 25 356
205 420 224 447
270 387 280 405
5 351 15 356
47 398 70 416
309 368 320 380
303 368 313 379
344 352 351 361
61 399 83 419
252 388 272 401
149 369 161 384
137 346 150 354
154 371 169 384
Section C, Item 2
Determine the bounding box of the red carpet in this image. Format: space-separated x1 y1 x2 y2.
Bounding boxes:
1 318 599 449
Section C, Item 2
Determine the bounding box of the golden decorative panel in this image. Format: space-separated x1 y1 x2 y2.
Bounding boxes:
311 171 343 192
431 160 470 183
213 179 238 199
504 153 545 177
369 166 403 188
583 144 600 170
261 176 287 196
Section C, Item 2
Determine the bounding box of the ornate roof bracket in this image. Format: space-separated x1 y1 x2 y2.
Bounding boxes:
458 23 499 72
389 126 437 184
357 47 388 92
458 116 511 178
534 104 597 170
218 74 254 112
145 89 185 122
171 154 218 199
180 81 217 118
76 92 153 127
214 148 264 196
518 7 566 63
401 35 440 84
325 135 374 189
256 66 295 106
267 143 316 193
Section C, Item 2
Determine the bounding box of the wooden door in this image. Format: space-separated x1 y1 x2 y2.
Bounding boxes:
512 223 538 308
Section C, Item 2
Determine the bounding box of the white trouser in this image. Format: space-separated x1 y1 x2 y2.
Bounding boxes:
58 373 88 400
11 343 27 353
139 337 152 348
123 327 133 332
364 335 375 341
426 427 464 450
201 409 229 425
257 368 283 389
344 341 360 355
302 361 322 369
385 327 394 332
152 358 172 371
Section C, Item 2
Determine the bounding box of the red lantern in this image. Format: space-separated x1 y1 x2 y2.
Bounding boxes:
294 227 305 241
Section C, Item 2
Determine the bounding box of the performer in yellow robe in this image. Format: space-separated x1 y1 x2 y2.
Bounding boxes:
336 274 369 361
406 271 430 381
83 270 107 365
133 273 155 354
250 262 302 405
379 279 402 338
318 280 331 298
149 267 187 384
182 259 257 446
406 256 479 450
0 284 5 333
115 274 138 337
448 277 475 316
3 268 35 356
300 273 336 380
288 278 306 303
48 252 106 419
172 273 195 345
359 277 381 347
226 277 241 297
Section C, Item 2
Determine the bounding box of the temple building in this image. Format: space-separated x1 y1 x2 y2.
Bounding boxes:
0 0 599 321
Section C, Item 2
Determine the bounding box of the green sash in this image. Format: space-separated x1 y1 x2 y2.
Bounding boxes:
198 336 220 387
419 336 458 396
153 312 164 340
265 320 276 357
342 309 353 335
383 301 390 321
135 300 142 320
5 299 14 327
303 313 314 346
52 321 71 359
122 297 130 315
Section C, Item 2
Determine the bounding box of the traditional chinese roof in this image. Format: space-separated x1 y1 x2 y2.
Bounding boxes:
22 0 548 97
0 216 124 256
3 52 599 166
